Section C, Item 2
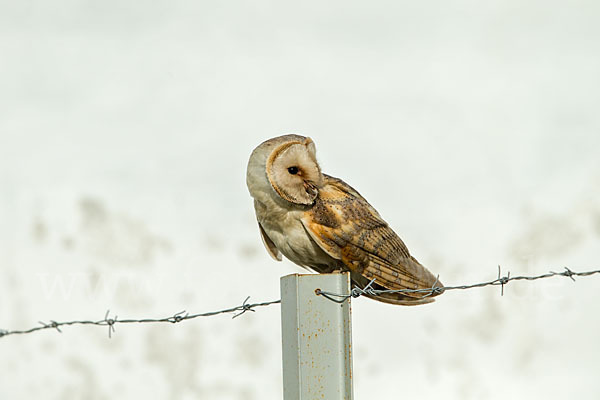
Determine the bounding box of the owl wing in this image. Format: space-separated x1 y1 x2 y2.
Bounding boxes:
301 174 442 302
258 222 282 261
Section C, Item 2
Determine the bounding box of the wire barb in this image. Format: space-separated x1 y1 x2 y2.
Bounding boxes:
497 265 510 296
232 296 256 319
169 310 188 324
104 310 117 339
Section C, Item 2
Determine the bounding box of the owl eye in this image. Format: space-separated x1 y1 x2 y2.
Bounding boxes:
287 166 299 175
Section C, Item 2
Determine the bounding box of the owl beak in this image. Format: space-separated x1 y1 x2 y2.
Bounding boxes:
303 180 318 199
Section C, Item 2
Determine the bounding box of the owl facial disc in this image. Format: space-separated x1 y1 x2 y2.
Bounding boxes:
266 139 323 205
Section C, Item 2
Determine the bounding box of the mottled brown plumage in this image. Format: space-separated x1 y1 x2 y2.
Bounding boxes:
301 175 441 304
246 134 443 305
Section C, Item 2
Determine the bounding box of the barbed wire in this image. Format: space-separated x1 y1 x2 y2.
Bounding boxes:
1 267 598 339
0 297 281 339
316 266 600 303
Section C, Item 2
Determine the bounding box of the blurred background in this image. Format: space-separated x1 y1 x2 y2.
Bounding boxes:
1 0 599 399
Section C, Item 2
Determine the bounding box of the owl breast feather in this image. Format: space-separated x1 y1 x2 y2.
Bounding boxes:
255 201 338 273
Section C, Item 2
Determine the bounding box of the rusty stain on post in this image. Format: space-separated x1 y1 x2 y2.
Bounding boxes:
281 272 353 400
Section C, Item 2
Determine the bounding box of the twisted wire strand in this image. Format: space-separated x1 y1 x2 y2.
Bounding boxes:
315 267 600 303
0 298 281 339
1 267 598 339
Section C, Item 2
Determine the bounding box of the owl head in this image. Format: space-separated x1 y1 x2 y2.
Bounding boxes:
247 134 324 205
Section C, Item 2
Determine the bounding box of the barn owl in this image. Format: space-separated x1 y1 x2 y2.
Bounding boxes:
246 134 443 305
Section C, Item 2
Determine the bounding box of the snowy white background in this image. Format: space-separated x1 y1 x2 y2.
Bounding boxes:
1 1 599 399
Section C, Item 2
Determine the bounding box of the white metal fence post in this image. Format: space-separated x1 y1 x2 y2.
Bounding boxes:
280 272 353 400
